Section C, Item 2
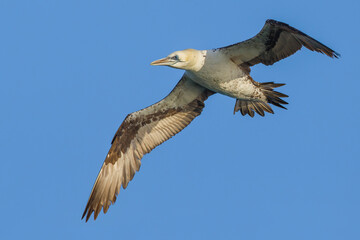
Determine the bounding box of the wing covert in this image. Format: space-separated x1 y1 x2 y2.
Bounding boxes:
217 19 339 71
82 75 214 221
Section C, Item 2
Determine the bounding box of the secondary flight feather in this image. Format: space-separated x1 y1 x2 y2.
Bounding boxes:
82 19 339 221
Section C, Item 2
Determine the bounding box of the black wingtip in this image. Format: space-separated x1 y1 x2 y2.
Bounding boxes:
265 19 341 59
333 51 341 59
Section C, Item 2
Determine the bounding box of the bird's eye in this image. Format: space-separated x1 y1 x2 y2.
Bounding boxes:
171 55 180 61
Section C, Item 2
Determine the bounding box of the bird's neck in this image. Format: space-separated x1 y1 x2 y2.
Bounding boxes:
186 50 206 72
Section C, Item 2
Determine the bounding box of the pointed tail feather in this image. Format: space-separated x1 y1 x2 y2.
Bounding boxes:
260 82 288 109
233 82 288 117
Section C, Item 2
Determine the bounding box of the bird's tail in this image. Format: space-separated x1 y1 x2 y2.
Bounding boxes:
233 82 288 117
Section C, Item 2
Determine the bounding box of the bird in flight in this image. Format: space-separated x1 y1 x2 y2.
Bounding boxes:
82 19 339 221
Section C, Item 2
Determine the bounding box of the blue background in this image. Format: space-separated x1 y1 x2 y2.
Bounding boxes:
1 1 359 239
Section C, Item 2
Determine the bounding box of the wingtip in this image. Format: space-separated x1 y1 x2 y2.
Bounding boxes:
81 207 95 222
86 210 94 222
333 51 341 58
322 48 340 59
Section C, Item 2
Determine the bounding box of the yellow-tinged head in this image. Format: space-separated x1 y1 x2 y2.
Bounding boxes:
151 49 203 71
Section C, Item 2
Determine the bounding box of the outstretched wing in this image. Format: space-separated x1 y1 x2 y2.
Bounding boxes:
217 19 340 72
82 75 214 221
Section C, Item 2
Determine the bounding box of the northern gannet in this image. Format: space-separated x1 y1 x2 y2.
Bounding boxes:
82 19 339 221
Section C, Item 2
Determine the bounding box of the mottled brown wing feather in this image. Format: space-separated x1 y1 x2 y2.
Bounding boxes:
82 75 214 221
218 19 339 71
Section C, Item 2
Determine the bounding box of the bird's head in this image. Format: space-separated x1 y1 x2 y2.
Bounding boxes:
151 49 204 71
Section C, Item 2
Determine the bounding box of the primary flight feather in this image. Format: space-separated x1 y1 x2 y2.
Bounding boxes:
82 19 339 221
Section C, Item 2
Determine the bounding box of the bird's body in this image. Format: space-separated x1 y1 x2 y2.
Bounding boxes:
185 50 248 97
82 19 339 221
185 49 264 102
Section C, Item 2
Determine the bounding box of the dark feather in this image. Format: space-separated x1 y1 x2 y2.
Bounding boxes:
218 19 339 71
233 81 288 117
82 76 214 221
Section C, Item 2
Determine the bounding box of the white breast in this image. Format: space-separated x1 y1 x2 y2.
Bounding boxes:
186 50 250 99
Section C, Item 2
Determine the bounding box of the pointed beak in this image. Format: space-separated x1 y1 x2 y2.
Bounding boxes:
150 57 172 66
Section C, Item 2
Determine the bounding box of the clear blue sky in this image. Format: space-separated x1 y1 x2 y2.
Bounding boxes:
1 1 359 239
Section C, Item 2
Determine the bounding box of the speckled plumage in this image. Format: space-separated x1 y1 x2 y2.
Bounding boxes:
82 19 339 221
